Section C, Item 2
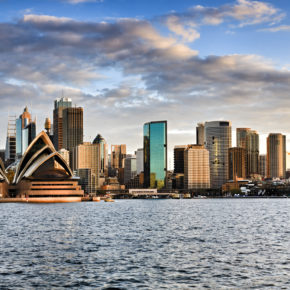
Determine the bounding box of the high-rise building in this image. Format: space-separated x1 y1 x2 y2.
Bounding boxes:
111 145 126 169
184 145 210 190
5 115 16 164
259 154 267 178
267 133 286 179
136 148 143 174
16 107 36 157
228 147 246 180
196 123 205 145
72 142 103 191
236 128 259 177
287 152 290 170
205 121 232 188
124 155 137 184
144 120 167 189
93 134 108 176
63 107 83 152
53 97 72 150
174 145 187 174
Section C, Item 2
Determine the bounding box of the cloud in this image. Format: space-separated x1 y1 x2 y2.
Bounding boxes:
0 6 289 155
162 0 284 40
261 25 290 32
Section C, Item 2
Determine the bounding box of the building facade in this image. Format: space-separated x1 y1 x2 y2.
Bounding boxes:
15 107 36 158
196 123 205 145
93 134 108 176
62 107 83 152
259 154 267 178
111 145 126 169
124 155 137 184
228 147 247 180
205 121 232 189
72 142 103 191
236 128 259 177
184 145 210 190
143 121 167 189
53 97 72 151
136 148 143 175
267 133 286 179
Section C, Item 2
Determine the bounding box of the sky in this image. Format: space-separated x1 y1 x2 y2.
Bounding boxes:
1 0 290 168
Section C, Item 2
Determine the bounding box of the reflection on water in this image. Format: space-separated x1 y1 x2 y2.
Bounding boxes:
0 199 289 288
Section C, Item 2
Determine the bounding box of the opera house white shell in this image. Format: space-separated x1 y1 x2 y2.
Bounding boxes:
9 131 84 202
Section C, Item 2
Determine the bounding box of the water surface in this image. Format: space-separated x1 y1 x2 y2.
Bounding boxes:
0 199 289 289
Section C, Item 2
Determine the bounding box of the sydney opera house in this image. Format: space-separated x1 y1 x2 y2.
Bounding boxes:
0 131 84 202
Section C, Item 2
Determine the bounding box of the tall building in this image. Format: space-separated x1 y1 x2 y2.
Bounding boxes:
287 152 290 170
196 123 205 145
136 148 143 174
228 147 246 180
62 107 83 152
174 145 187 174
267 133 286 179
93 134 108 176
259 154 267 178
16 107 36 157
5 115 16 164
236 128 259 177
124 155 137 184
111 145 126 169
72 142 103 191
144 120 167 189
205 121 232 188
53 97 72 150
184 145 210 190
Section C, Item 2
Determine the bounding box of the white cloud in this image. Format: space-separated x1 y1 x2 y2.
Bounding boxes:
261 25 290 32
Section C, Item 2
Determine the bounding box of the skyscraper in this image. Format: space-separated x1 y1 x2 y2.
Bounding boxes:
144 120 167 189
136 148 143 174
228 147 246 180
267 133 286 179
236 128 259 177
174 145 187 174
53 97 72 150
196 123 205 145
93 134 108 176
72 142 102 191
5 115 16 164
124 155 137 184
62 107 83 152
205 121 232 188
16 107 36 157
259 154 267 178
111 145 126 169
184 145 210 190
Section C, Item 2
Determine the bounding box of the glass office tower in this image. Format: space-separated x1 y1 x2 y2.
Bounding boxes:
144 121 167 189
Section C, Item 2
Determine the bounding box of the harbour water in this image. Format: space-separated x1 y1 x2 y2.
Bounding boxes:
0 199 289 289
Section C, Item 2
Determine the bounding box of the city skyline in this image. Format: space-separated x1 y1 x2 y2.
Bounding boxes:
1 0 290 159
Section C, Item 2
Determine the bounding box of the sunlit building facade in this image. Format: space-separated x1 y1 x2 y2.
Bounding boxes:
236 128 259 177
184 145 210 189
267 133 286 179
228 147 246 180
144 121 167 189
205 121 232 189
53 97 72 151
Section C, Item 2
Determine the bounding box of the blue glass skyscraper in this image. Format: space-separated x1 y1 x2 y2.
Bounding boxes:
144 121 167 189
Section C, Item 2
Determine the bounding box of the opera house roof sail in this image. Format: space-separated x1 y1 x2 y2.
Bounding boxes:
9 131 84 202
0 158 8 183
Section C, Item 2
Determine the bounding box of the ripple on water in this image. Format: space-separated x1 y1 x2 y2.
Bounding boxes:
0 199 289 289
